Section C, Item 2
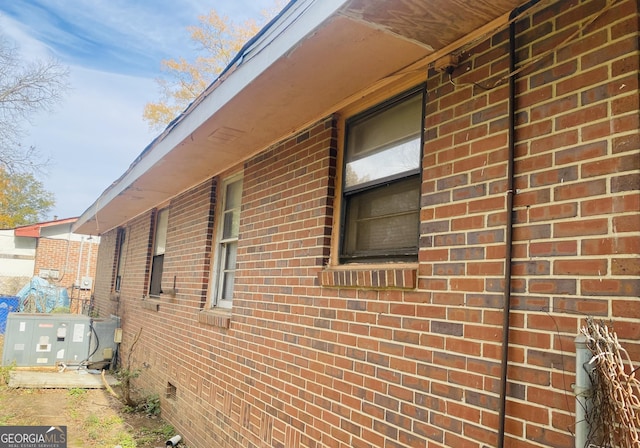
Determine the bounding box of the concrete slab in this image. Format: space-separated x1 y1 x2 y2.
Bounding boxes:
9 369 119 389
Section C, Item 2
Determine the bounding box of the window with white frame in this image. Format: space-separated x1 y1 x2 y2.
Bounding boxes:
341 87 424 263
211 175 243 308
149 209 168 297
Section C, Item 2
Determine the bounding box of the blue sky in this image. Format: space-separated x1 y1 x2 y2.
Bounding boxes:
0 0 279 222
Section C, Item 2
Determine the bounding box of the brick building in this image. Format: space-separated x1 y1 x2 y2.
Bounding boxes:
1 218 99 309
74 0 639 447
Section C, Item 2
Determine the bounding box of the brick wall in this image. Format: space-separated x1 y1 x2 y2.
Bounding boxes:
94 230 117 317
90 0 639 447
34 237 99 309
420 0 638 445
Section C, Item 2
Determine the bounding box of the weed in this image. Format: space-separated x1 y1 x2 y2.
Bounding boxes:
84 412 129 444
158 424 175 438
113 431 136 448
136 424 175 445
141 393 161 416
0 362 15 386
122 392 161 417
68 387 87 397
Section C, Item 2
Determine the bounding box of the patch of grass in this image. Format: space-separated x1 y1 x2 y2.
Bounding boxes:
67 387 88 419
0 412 16 425
135 423 175 445
147 423 174 438
0 387 177 447
113 431 137 448
84 412 131 445
68 387 87 397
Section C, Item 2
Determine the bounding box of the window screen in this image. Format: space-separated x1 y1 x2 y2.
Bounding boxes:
341 88 424 262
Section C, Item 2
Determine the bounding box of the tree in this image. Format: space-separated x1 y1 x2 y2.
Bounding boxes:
0 168 55 228
143 4 284 130
0 32 69 174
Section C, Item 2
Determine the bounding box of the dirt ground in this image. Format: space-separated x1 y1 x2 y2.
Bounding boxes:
0 334 179 448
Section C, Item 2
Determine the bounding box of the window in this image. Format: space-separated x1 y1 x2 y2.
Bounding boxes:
149 209 168 296
114 227 126 292
341 87 424 263
211 176 243 308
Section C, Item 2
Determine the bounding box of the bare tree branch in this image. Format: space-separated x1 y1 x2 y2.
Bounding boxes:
0 33 69 174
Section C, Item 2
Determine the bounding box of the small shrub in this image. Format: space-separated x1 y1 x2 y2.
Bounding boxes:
114 367 140 407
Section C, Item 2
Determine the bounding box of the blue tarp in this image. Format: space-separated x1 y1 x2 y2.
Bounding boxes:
0 296 19 333
16 277 70 313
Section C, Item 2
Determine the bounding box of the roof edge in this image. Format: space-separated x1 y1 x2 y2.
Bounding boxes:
73 0 350 235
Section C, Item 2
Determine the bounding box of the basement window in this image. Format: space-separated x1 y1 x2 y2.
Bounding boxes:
340 87 424 263
166 382 177 400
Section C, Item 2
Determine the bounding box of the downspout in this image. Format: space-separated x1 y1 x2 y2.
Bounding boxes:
496 1 540 447
574 335 594 448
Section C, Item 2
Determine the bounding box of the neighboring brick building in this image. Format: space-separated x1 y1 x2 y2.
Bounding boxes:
0 218 99 310
74 0 639 447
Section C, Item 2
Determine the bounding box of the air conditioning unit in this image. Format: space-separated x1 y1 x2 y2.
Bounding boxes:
2 314 91 366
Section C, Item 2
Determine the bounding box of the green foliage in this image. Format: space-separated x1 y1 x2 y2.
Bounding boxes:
0 362 15 387
122 392 161 417
141 393 161 416
114 366 141 407
84 412 136 446
157 424 175 438
51 307 71 314
68 387 87 397
0 168 54 228
136 424 175 445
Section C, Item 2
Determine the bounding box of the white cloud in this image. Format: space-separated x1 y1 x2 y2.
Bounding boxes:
0 13 52 60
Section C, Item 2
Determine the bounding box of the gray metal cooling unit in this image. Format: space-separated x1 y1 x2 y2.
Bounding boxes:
1 314 120 368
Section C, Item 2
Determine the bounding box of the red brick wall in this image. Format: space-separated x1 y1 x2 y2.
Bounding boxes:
93 230 117 317
420 1 638 445
34 237 99 309
94 210 156 318
90 0 639 447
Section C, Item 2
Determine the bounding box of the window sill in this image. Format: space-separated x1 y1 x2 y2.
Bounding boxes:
141 300 160 312
198 309 231 329
319 264 417 290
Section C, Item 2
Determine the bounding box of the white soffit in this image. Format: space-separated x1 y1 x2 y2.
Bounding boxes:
74 0 350 234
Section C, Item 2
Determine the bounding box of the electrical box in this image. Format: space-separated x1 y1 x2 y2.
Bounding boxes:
2 314 91 367
79 277 93 290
